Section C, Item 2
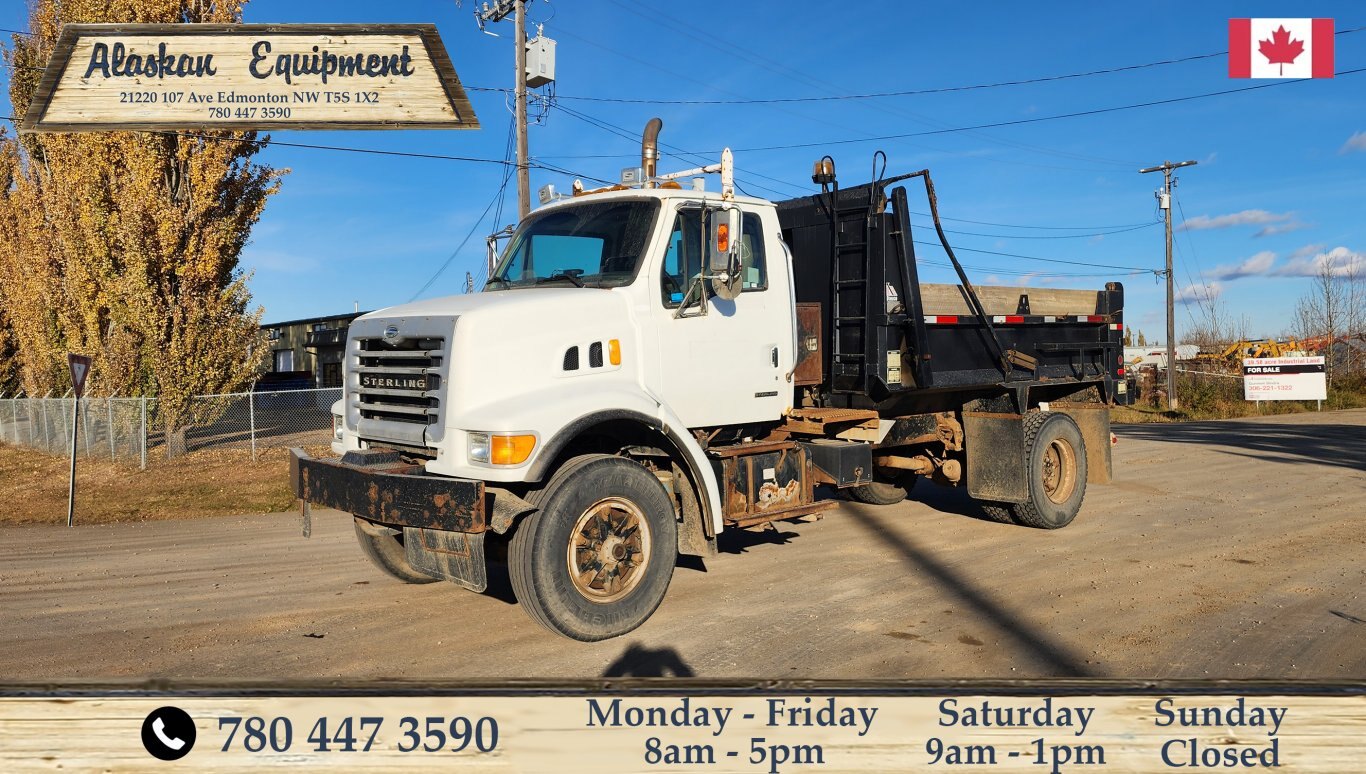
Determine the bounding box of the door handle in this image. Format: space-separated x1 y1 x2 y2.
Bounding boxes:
771 347 779 367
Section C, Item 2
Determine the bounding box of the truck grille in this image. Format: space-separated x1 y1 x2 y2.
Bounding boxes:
354 336 444 427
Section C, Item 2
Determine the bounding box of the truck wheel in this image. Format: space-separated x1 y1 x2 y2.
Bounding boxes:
847 471 918 505
353 517 439 584
978 503 1017 524
509 454 677 641
1010 412 1088 529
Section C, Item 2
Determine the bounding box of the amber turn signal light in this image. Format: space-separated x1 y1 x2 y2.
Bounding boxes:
490 434 536 466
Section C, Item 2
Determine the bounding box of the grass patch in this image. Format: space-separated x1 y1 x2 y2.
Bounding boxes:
0 444 320 525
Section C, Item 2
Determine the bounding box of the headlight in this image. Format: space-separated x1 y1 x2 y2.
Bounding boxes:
468 432 535 465
333 413 344 440
468 432 491 463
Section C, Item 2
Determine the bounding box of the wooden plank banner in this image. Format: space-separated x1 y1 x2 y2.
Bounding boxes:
0 685 1363 772
20 24 480 131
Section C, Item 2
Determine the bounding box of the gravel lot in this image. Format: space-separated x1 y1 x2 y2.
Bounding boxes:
2 409 1363 681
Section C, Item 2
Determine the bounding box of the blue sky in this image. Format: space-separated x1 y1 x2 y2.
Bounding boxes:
3 1 1363 343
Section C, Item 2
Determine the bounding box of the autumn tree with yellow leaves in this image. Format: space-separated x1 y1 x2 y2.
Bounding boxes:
0 0 285 455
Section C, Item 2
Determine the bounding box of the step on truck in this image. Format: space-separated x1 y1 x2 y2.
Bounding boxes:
290 119 1129 641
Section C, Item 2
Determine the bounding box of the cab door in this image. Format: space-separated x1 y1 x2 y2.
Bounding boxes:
650 205 791 428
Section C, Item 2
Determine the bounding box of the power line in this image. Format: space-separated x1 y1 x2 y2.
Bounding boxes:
408 187 502 300
542 67 1366 158
559 53 1226 105
932 221 1160 240
919 258 1148 279
549 25 1366 104
911 239 1157 273
552 103 802 199
912 213 1161 231
410 165 512 301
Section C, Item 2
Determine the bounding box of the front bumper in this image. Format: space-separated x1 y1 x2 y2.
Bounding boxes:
289 447 486 533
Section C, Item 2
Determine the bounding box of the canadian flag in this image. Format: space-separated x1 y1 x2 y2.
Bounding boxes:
1229 18 1334 78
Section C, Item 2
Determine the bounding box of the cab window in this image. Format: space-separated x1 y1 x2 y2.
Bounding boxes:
660 210 767 306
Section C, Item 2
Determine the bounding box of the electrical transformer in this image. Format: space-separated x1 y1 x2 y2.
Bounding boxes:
525 35 556 88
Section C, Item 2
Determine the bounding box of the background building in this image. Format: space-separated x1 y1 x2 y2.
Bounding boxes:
261 311 367 389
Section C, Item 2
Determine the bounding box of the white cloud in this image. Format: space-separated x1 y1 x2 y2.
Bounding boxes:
1174 282 1222 305
1211 251 1276 280
1179 209 1292 231
1290 243 1325 259
1340 130 1366 154
1254 221 1308 238
1274 246 1366 278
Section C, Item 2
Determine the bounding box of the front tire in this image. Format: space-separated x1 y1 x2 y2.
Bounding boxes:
509 454 677 641
353 517 439 584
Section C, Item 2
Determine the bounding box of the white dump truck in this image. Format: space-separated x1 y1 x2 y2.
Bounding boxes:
291 119 1127 641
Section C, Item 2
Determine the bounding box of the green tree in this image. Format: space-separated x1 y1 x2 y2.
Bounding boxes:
1 0 284 454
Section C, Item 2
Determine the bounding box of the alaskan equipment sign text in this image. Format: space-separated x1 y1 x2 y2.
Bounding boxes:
22 24 479 132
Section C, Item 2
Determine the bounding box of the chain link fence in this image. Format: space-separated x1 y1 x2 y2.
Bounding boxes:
0 387 342 466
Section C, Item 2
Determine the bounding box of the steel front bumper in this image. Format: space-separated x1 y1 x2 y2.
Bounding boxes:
289 447 486 533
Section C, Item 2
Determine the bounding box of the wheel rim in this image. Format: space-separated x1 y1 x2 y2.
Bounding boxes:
1041 437 1078 504
566 497 652 604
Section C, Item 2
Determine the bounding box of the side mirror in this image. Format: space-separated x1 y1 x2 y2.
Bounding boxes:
709 207 743 300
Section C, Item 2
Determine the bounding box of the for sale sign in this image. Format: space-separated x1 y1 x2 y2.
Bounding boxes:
20 24 479 132
1242 356 1326 401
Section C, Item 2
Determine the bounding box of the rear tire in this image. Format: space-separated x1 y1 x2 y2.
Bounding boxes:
508 454 677 641
1005 412 1088 529
353 517 439 584
979 503 1017 524
847 470 919 505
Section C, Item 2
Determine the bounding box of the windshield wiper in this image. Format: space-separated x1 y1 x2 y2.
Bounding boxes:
535 272 586 288
485 276 511 289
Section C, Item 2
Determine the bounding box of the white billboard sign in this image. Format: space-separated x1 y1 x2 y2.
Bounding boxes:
1242 356 1327 401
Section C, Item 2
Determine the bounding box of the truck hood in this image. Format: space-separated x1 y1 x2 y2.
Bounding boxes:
359 287 624 321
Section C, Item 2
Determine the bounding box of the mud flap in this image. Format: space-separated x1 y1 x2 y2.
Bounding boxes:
404 527 487 592
1051 403 1113 484
964 412 1028 502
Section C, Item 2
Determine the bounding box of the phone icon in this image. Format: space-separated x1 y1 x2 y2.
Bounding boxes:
141 706 196 760
153 717 186 750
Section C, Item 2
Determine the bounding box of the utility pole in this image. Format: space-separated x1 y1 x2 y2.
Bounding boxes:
1139 159 1198 412
475 0 531 219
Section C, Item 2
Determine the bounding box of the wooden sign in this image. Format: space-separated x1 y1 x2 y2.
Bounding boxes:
21 24 480 132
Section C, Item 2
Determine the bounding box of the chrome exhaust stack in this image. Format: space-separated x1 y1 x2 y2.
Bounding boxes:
641 117 662 188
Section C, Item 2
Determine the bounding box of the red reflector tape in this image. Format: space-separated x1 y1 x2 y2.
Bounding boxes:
1088 315 1105 323
1005 315 1024 324
936 316 958 324
1117 368 1126 376
1110 323 1123 331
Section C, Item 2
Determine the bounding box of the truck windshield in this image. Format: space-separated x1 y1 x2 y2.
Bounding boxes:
486 199 660 289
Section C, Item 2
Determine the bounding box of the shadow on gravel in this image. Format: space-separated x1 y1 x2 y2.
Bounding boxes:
716 524 800 555
602 643 696 677
1116 420 1366 472
907 482 1012 525
842 501 1093 677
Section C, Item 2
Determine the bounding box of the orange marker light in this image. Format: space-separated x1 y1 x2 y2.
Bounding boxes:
490 434 536 465
608 339 621 366
716 223 730 253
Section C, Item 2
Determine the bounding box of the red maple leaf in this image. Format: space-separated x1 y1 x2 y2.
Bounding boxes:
1258 25 1304 76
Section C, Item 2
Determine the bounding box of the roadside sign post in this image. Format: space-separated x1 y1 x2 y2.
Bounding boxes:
66 354 92 528
1242 356 1327 404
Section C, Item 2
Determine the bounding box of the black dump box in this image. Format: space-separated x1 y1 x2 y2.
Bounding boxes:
775 176 1128 411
